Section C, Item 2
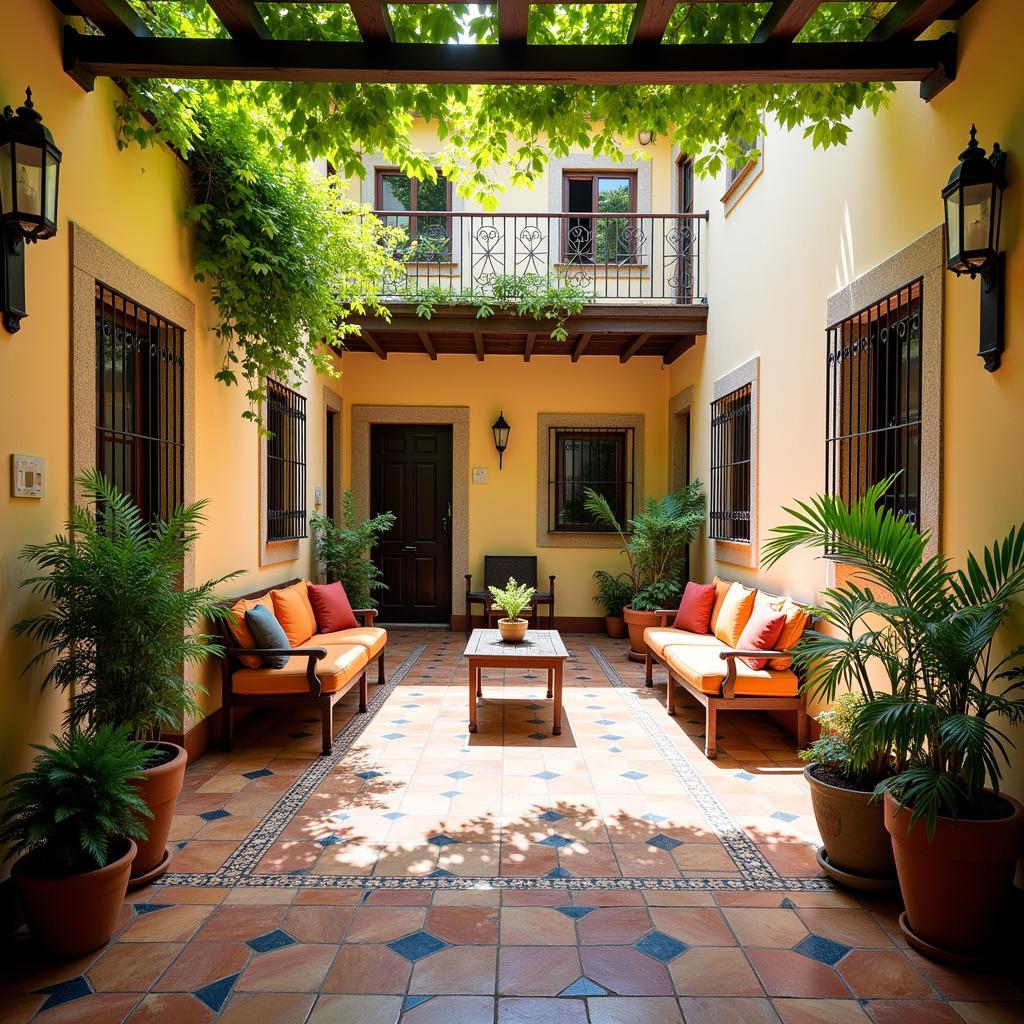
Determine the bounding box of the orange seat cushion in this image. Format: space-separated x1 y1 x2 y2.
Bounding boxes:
271 581 318 648
227 594 276 668
315 627 387 660
644 627 724 659
713 582 757 647
663 645 798 698
231 643 368 696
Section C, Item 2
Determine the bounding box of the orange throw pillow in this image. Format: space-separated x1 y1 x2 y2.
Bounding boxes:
736 605 787 670
673 581 717 634
708 577 732 635
768 599 812 671
271 581 318 647
713 581 757 647
227 594 275 668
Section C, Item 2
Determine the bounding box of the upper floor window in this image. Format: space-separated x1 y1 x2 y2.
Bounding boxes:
826 278 923 527
562 171 636 264
547 425 636 532
266 379 308 542
709 384 752 543
95 282 184 525
722 136 764 212
375 168 451 261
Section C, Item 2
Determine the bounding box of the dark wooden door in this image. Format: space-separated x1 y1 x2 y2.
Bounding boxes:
370 424 453 623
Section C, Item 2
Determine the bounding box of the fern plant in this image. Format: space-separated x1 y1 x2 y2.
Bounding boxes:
311 490 397 609
763 475 1024 835
0 726 153 873
585 481 706 612
592 571 633 618
488 578 536 622
14 470 243 743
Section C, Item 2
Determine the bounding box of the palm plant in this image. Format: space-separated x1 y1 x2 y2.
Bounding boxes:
14 470 242 742
585 481 705 612
762 476 1024 834
592 570 633 619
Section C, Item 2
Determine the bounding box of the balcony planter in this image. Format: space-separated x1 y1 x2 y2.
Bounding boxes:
805 765 896 891
498 618 528 643
605 615 627 640
884 790 1024 963
623 607 660 662
12 838 136 958
129 742 187 887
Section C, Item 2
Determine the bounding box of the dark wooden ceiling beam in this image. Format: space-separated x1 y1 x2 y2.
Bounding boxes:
524 332 536 363
663 337 694 365
417 331 437 360
361 329 387 359
356 310 707 336
62 29 958 90
498 0 530 43
208 0 269 40
473 330 485 361
868 0 959 41
571 333 591 362
629 0 676 44
63 0 151 36
349 0 395 43
619 333 651 363
752 0 822 44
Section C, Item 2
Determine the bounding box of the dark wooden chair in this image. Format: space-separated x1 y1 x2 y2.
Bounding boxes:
465 555 555 636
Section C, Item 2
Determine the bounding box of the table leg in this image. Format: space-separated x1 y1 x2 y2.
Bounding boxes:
552 663 563 736
476 667 483 698
469 662 478 733
546 669 553 700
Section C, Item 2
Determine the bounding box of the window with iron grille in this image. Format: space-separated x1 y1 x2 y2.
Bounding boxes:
826 278 923 527
266 379 307 541
95 282 184 525
709 384 752 542
547 426 635 532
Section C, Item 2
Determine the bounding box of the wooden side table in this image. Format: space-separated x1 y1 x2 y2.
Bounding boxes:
463 628 569 735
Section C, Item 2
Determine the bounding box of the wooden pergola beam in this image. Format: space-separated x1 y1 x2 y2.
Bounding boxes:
868 0 958 42
361 330 387 359
208 0 270 40
417 331 437 360
62 29 958 93
498 0 530 43
349 0 395 43
752 0 822 44
523 332 537 362
473 330 485 361
619 333 651 363
629 0 677 44
571 333 592 362
65 0 151 36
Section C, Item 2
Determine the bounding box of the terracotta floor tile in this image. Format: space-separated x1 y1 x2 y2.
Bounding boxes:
124 993 213 1023
117 906 212 943
346 906 426 943
401 995 495 1024
756 843 824 877
773 998 873 1023
497 997 589 1024
580 945 675 996
425 906 499 944
795 909 894 948
280 904 354 943
192 905 285 942
235 943 336 992
499 907 578 945
87 942 181 992
408 944 497 994
837 950 933 999
0 993 44 1024
678 996 782 1024
722 908 810 948
23 995 141 1024
150 887 230 905
747 949 850 998
651 907 736 946
322 943 412 994
293 888 364 906
307 994 403 1024
209 993 314 1024
587 997 685 1023
497 945 582 995
577 907 652 944
864 1000 965 1024
154 940 251 991
669 946 764 996
168 842 237 873
951 1002 1024 1024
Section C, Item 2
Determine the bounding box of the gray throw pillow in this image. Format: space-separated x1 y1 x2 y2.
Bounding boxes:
244 603 290 669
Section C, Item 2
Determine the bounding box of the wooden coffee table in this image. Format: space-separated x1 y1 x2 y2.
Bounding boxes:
463 629 569 735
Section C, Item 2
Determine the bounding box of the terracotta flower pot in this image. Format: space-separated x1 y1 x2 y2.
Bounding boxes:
498 618 528 643
12 838 136 958
130 741 187 886
884 790 1024 959
805 765 896 891
623 607 659 662
605 615 627 640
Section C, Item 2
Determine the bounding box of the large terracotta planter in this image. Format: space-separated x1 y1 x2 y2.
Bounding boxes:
805 765 896 891
130 741 187 887
12 838 136 958
623 607 659 662
498 618 528 643
884 790 1024 960
605 615 627 640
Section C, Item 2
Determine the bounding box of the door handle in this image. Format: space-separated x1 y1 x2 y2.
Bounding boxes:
402 545 417 552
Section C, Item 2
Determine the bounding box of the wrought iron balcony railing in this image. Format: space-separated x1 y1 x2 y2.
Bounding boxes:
370 210 708 306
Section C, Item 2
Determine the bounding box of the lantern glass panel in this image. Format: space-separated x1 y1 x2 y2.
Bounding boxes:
0 142 11 217
44 151 58 225
961 181 994 266
14 141 44 231
945 190 961 265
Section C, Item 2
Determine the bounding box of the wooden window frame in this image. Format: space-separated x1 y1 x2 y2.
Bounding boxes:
266 378 308 543
709 384 752 544
561 169 639 264
374 166 453 258
547 425 635 533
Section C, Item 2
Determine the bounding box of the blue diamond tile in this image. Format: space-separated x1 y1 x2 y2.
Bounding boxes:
383 811 406 821
621 770 648 781
646 833 683 852
529 732 549 741
576 675 592 681
198 808 231 822
356 770 382 780
447 770 473 780
634 931 689 963
246 929 296 953
795 934 851 966
538 834 573 849
584 692 598 697
428 868 456 878
193 973 240 1012
316 833 345 848
387 930 450 961
409 692 424 696
393 719 411 725
523 675 538 681
585 705 604 710
528 717 546 725
402 703 421 709
641 813 667 824
596 718 616 726
771 810 800 823
403 994 434 1011
734 771 755 781
537 810 565 823
600 734 624 742
439 790 463 799
36 978 92 1012
331 811 351 823
780 897 796 909
242 768 273 780
526 702 543 710
534 770 559 781
133 902 172 915
428 833 459 848
608 747 624 754
382 732 406 741
288 731 312 739
555 906 596 920
546 866 574 879
559 977 609 997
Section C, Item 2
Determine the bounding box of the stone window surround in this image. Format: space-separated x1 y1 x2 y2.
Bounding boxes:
669 386 694 492
536 412 646 549
323 387 343 526
259 380 307 567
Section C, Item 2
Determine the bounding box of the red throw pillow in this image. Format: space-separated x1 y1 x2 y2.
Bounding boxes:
736 605 787 670
307 581 359 633
673 581 717 634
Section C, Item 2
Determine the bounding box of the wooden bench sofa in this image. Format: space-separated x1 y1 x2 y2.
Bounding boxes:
217 578 388 756
644 578 810 759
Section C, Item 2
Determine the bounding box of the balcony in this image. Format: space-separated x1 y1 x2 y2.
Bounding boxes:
348 211 709 362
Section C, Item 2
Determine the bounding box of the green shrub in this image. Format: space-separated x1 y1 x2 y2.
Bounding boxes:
592 571 633 618
488 578 536 622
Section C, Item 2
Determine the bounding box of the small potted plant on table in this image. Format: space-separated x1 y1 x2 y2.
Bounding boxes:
488 577 536 643
1 726 153 958
592 570 632 639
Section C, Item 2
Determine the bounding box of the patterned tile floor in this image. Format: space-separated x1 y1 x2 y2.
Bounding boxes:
2 629 1021 1023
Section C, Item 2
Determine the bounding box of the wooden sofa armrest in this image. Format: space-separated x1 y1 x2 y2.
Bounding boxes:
717 648 789 699
352 608 378 626
226 646 328 696
656 609 678 626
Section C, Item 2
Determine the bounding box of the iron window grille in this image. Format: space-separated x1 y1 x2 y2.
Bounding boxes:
266 379 308 541
709 384 752 542
95 282 184 525
548 426 635 532
826 278 923 528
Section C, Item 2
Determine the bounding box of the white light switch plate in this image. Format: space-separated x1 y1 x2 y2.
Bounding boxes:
472 467 489 484
12 453 45 498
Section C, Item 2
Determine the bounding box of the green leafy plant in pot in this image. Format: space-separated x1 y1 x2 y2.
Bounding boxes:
584 481 705 660
763 476 1024 959
14 470 243 886
0 726 153 957
592 570 633 639
488 578 536 643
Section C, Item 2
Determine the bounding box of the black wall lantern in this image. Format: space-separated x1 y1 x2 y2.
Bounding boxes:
1 88 62 334
942 125 1007 371
491 411 510 469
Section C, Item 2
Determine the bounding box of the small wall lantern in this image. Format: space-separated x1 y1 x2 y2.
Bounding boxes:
637 130 654 147
941 125 1007 371
1 88 62 334
491 411 510 469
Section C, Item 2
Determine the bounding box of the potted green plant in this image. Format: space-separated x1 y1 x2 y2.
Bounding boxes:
593 570 632 639
762 476 1024 959
312 489 396 607
488 578 536 643
1 726 153 958
584 481 705 660
14 470 241 886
